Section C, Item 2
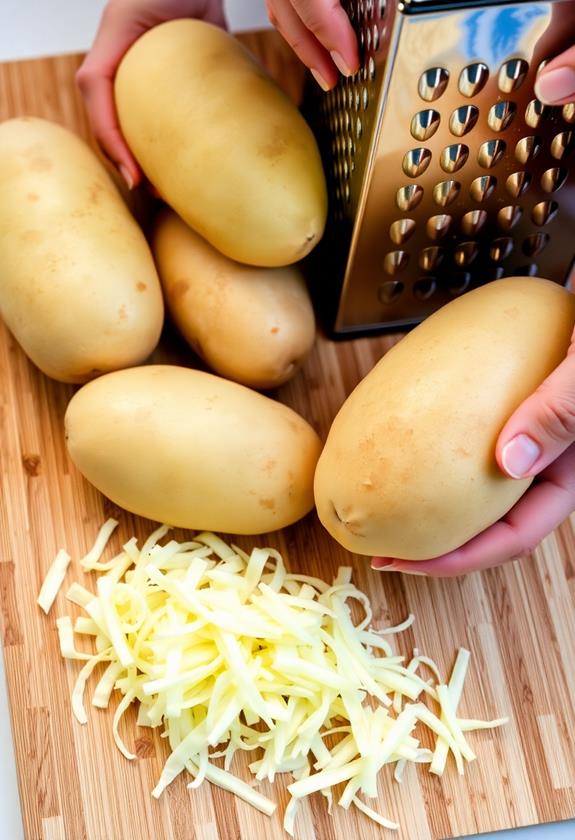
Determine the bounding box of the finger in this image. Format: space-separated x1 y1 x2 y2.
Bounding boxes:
496 332 575 479
535 44 575 105
291 0 359 75
371 443 575 577
76 4 146 185
266 0 338 89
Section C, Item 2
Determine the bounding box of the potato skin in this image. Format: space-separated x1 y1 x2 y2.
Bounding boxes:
0 117 163 384
314 277 575 560
65 365 322 534
115 20 327 267
152 209 316 389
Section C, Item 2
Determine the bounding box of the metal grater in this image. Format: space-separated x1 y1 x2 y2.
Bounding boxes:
305 0 575 336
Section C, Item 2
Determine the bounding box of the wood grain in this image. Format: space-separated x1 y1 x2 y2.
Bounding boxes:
1 31 575 840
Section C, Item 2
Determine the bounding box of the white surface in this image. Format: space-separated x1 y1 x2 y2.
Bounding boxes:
0 0 271 62
0 3 573 839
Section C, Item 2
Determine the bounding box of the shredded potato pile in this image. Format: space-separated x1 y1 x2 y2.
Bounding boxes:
46 520 507 834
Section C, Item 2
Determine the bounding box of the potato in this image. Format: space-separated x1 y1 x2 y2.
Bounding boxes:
152 209 316 389
114 20 327 267
65 365 322 534
314 277 575 560
0 117 163 384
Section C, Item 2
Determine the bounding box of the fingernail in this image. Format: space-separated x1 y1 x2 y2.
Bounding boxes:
119 164 134 190
330 51 354 77
371 562 396 571
535 66 575 104
399 569 428 577
310 68 331 92
501 434 541 478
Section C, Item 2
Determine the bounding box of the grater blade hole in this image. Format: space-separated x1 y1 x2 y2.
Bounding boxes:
461 210 487 236
410 109 441 142
396 184 424 211
458 62 489 97
498 58 529 94
540 167 568 193
488 100 516 132
478 139 506 169
515 135 542 164
491 266 506 280
563 103 575 124
418 67 449 102
497 205 523 231
414 278 437 300
378 280 403 304
419 246 444 271
449 105 479 137
525 99 549 129
383 250 409 275
368 56 376 80
433 179 460 207
440 143 469 173
389 218 416 245
551 130 574 161
448 272 472 295
470 175 497 202
506 170 532 198
514 263 539 277
531 200 559 225
490 237 514 261
403 147 432 178
523 232 550 257
426 214 452 241
454 241 479 267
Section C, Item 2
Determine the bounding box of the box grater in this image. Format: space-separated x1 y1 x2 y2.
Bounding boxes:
306 0 575 335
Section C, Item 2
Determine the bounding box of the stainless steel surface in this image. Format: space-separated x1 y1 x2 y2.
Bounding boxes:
308 0 575 335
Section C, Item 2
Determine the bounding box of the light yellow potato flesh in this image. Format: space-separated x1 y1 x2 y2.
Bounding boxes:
65 365 322 534
152 209 316 389
314 277 575 560
115 20 327 267
0 117 164 384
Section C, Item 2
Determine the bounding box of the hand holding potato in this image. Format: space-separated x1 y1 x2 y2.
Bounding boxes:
372 332 575 577
76 0 227 189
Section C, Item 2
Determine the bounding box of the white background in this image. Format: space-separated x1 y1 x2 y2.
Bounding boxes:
0 2 573 839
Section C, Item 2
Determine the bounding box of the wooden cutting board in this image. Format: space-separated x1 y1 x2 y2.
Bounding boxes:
1 30 575 840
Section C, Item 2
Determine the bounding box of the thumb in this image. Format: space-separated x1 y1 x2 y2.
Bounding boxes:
497 334 575 479
534 44 575 105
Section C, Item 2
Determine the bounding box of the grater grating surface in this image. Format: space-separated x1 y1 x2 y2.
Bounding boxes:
306 0 575 335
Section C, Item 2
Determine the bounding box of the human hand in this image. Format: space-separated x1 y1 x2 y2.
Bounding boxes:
371 327 575 577
266 0 359 92
76 0 226 189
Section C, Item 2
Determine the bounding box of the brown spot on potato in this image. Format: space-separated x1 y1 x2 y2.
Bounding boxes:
170 279 190 299
118 305 127 321
504 307 519 319
454 447 471 458
29 157 52 172
27 192 39 202
270 326 279 334
136 282 147 292
22 454 41 477
258 127 288 160
259 497 275 510
21 230 43 243
88 181 105 205
263 458 277 475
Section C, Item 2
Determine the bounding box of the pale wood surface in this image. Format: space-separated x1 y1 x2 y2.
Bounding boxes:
1 31 575 840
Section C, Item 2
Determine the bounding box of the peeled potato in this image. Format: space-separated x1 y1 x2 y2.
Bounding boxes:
314 277 575 560
114 20 327 267
0 117 163 384
152 209 316 389
65 365 322 534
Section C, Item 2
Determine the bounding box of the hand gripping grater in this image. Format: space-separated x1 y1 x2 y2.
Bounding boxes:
305 0 575 336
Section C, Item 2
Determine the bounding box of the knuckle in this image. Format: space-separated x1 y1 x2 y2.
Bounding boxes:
75 65 95 90
543 393 575 439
